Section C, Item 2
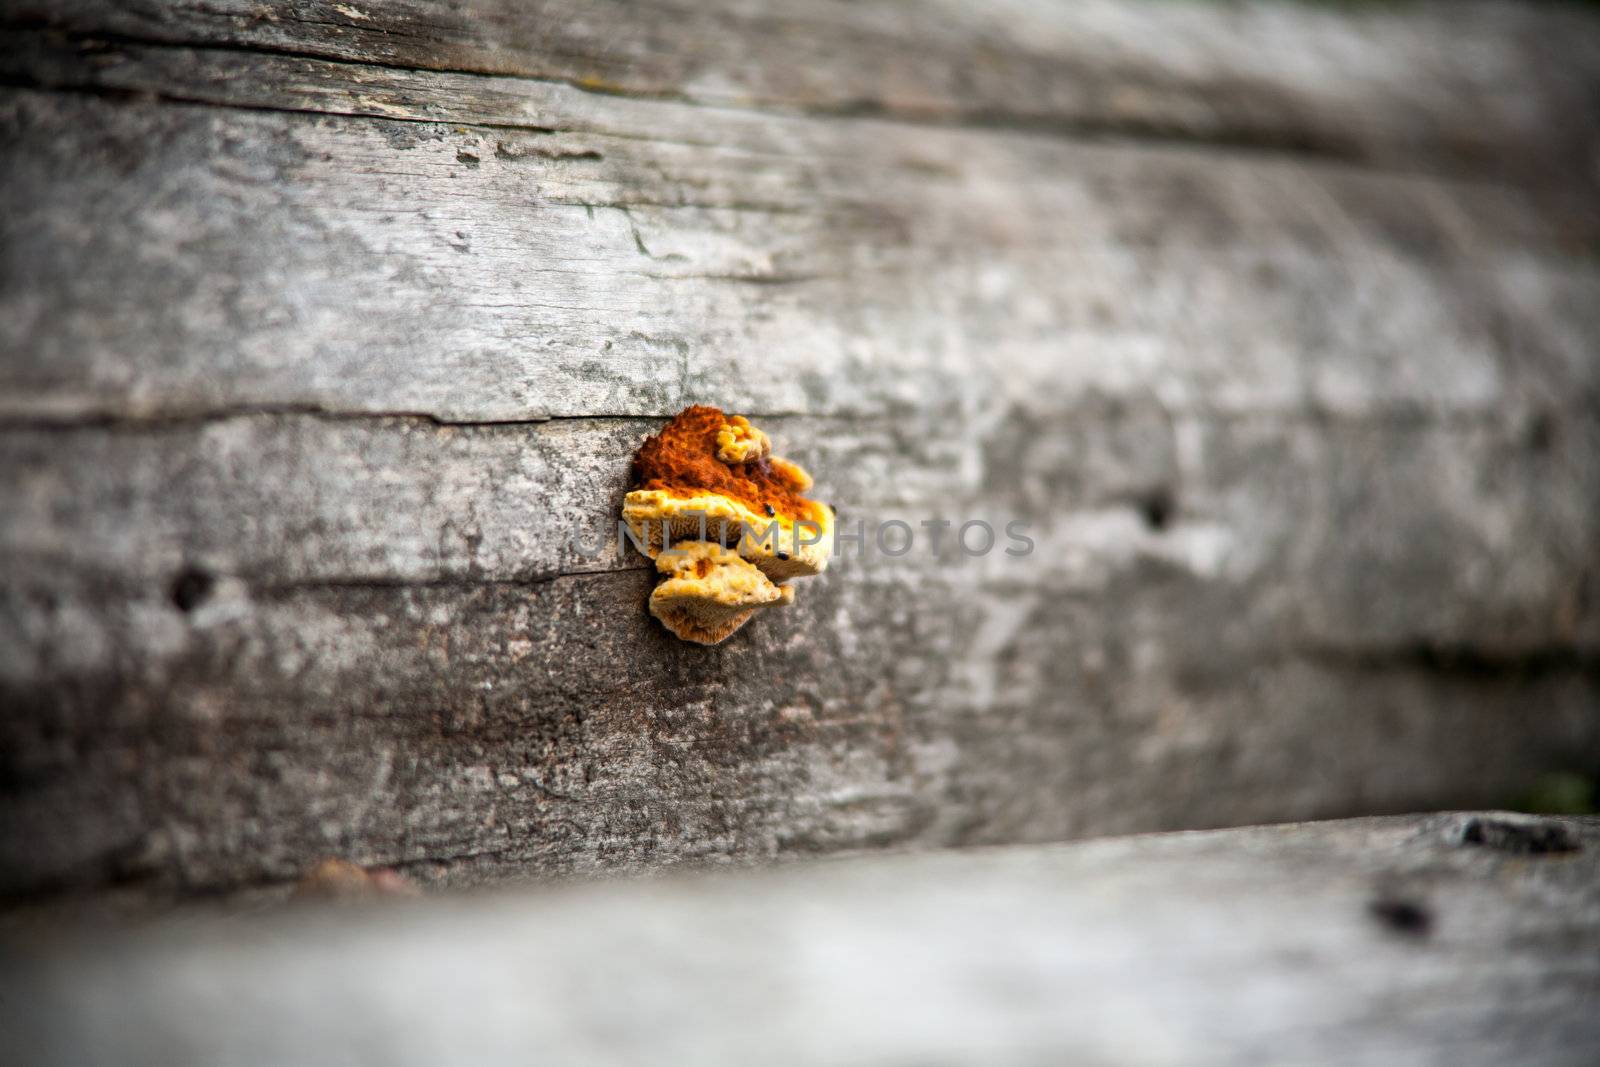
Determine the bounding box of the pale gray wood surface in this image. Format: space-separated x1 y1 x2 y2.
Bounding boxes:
5 814 1600 1067
1 1 1598 907
6 0 1599 185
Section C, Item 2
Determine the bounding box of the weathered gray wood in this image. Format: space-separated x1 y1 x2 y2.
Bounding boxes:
1 76 1597 422
3 409 1597 898
7 0 1599 187
1 1 1598 907
5 814 1600 1066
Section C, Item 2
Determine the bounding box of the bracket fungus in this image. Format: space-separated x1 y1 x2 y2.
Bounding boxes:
624 406 832 644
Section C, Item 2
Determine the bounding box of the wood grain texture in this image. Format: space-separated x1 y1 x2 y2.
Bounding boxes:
0 0 1598 906
2 66 1599 423
6 814 1600 1067
4 408 1597 899
6 0 1600 185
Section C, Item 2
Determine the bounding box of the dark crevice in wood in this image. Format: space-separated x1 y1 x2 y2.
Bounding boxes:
640 272 829 286
0 68 570 136
1456 814 1583 855
552 199 812 216
0 402 562 431
1299 641 1600 679
386 844 520 873
249 566 652 597
2 401 1591 437
0 406 862 432
1137 488 1175 533
1367 894 1434 938
168 567 215 612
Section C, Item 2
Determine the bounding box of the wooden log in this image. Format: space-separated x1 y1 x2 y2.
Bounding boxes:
1 77 1597 423
4 814 1600 1066
2 403 1597 897
6 0 1599 186
0 1 1597 906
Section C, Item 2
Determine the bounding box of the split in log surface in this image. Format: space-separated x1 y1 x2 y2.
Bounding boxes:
4 815 1600 1067
0 1 1598 907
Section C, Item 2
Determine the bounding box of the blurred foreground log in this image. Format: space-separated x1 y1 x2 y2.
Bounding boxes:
5 814 1600 1067
1 1 1598 906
